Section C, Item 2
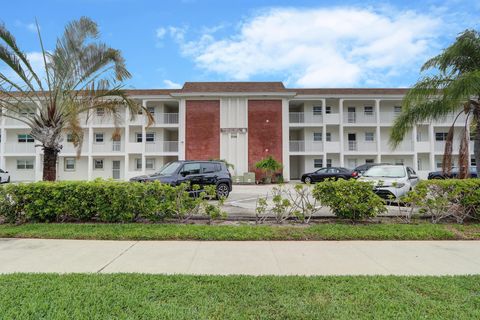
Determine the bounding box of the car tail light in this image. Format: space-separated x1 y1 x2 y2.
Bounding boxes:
351 171 358 178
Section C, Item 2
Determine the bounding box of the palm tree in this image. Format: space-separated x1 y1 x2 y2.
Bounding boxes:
390 29 480 178
0 17 151 180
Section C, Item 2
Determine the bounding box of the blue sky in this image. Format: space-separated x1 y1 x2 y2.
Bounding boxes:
1 0 479 89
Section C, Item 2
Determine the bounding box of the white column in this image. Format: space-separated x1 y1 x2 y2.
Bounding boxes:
87 126 93 180
339 99 344 167
141 100 147 175
124 106 130 180
178 98 186 160
0 126 5 169
375 99 381 163
34 101 42 181
322 99 327 168
429 124 435 170
412 126 418 171
282 98 290 181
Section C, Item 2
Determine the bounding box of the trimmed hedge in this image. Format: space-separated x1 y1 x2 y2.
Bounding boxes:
312 179 387 220
0 180 223 224
403 179 480 223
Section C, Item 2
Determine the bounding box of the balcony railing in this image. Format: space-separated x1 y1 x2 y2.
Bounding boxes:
382 140 413 152
434 141 474 152
92 142 124 153
154 113 179 125
5 142 36 154
346 141 377 152
289 112 323 124
379 112 400 123
344 112 376 124
145 141 179 153
289 140 323 152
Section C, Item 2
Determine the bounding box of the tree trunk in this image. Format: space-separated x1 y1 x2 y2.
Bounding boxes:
43 147 58 181
475 117 480 176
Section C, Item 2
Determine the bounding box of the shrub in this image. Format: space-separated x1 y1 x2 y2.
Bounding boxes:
403 179 480 223
255 156 283 184
312 179 386 221
0 180 224 224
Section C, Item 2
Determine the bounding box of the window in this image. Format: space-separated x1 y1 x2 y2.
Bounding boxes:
365 132 375 142
325 106 332 114
394 106 402 113
145 158 155 170
64 158 76 171
94 133 104 143
181 163 201 175
365 159 375 164
17 159 34 170
471 157 476 166
327 168 339 174
314 159 323 168
407 167 416 178
135 133 142 143
231 133 237 138
313 132 322 141
395 159 404 165
145 132 155 143
326 159 332 168
435 132 448 141
364 106 374 115
135 158 142 170
325 132 332 142
18 134 34 143
66 134 74 143
313 106 322 115
202 163 220 173
96 108 105 116
147 106 155 115
436 162 442 169
94 159 104 170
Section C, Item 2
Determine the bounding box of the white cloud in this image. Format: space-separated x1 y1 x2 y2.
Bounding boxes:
14 20 39 33
171 7 445 87
0 51 47 89
163 79 182 89
156 27 167 39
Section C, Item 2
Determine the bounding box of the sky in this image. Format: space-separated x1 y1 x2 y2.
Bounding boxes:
1 0 479 89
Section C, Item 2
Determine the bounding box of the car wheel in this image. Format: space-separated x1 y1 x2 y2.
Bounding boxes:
216 183 230 199
304 176 312 184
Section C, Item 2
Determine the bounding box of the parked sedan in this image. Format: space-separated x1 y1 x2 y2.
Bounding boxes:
301 167 356 184
358 165 419 200
0 169 10 184
427 167 478 179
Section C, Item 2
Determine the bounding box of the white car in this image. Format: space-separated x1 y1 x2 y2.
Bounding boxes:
0 169 10 184
358 165 419 200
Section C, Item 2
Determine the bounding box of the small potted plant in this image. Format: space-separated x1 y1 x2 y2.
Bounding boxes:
255 156 283 184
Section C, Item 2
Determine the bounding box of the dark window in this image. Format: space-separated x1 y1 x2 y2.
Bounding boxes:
364 106 374 115
326 159 332 168
313 132 322 141
325 106 332 114
314 159 323 168
202 163 218 173
365 159 374 164
182 163 201 175
435 132 448 141
18 134 34 143
313 106 322 115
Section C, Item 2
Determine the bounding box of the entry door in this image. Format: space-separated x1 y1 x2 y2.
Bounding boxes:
348 133 357 151
112 160 121 180
347 107 356 123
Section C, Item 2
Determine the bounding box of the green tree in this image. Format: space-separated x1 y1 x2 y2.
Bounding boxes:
390 29 480 178
0 17 151 180
255 155 282 183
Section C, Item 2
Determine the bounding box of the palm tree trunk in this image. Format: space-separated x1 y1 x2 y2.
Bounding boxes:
475 117 480 175
43 147 58 181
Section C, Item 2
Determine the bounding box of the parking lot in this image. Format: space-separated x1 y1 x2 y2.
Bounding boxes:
222 182 408 218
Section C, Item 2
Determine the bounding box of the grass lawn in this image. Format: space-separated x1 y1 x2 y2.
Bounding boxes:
0 274 478 319
0 222 478 240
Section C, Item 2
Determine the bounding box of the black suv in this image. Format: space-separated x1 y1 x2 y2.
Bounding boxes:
130 160 232 198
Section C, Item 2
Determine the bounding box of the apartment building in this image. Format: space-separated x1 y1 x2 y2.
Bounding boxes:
0 82 475 181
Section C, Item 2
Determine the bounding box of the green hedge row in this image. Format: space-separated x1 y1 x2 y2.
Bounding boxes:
0 180 223 224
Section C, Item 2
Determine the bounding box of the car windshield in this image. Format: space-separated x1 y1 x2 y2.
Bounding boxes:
363 166 406 178
155 161 182 176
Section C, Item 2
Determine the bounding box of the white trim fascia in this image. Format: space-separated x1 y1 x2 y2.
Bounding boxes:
170 92 297 98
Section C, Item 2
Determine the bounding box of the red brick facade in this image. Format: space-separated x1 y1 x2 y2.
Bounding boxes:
247 100 283 176
185 100 220 160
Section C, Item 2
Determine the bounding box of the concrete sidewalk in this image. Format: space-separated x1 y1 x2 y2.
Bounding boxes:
1 238 479 275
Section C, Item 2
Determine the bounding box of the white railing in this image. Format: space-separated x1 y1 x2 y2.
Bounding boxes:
433 141 472 152
4 118 28 126
289 140 323 152
343 112 376 124
289 112 322 124
61 143 87 154
379 112 400 123
345 141 377 152
145 141 179 153
91 115 125 125
4 142 36 154
154 113 179 125
382 140 413 152
92 142 124 153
